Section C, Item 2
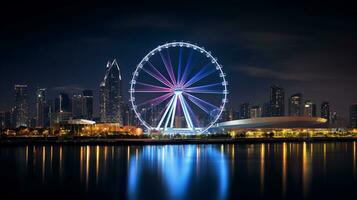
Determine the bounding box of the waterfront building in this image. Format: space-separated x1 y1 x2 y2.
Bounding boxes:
270 85 285 116
304 100 316 117
0 111 5 129
54 93 72 123
250 106 262 118
99 59 123 125
14 85 29 127
288 93 302 116
320 102 330 124
350 103 357 128
0 111 11 129
72 94 85 119
240 103 250 119
55 93 71 113
36 88 46 128
262 101 271 117
82 90 93 120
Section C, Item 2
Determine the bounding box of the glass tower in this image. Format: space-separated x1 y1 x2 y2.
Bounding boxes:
14 84 29 127
99 59 123 125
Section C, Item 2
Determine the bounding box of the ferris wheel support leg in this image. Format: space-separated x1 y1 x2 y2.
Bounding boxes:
156 96 175 130
164 94 177 130
170 96 178 128
179 94 194 130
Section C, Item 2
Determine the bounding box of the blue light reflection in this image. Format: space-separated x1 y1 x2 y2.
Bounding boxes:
127 145 229 200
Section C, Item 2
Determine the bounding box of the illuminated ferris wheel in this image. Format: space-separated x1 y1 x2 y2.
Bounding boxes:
129 42 228 135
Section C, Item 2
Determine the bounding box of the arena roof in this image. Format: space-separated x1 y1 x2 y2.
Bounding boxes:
215 116 327 129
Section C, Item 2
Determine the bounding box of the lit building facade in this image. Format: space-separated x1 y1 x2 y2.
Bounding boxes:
99 59 123 125
240 103 250 119
36 88 46 128
288 93 302 116
72 94 85 119
350 103 357 128
320 101 330 124
54 93 72 123
82 90 93 120
14 85 29 127
270 85 285 116
250 106 262 118
304 100 316 117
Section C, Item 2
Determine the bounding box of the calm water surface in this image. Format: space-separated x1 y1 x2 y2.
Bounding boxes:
1 142 357 199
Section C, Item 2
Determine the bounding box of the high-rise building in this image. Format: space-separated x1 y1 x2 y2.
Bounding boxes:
304 100 316 117
55 93 71 113
350 104 357 128
239 103 250 119
54 93 72 123
289 93 302 116
82 90 93 120
320 102 330 123
0 112 6 129
0 111 12 129
14 85 29 127
72 94 85 119
330 111 338 125
262 102 271 117
250 106 262 118
99 59 123 124
36 88 46 128
270 85 285 116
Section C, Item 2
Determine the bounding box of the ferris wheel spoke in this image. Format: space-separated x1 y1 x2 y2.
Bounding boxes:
184 93 219 114
136 81 171 90
186 90 223 94
177 47 183 84
186 82 221 91
144 61 173 87
185 83 223 94
160 50 176 85
183 63 216 88
135 89 171 93
179 49 194 85
137 92 173 108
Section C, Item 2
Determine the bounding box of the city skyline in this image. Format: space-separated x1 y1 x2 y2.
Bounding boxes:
1 1 357 121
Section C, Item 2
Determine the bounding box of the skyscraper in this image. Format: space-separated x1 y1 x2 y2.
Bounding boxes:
72 94 85 119
250 106 262 118
350 103 357 128
36 88 46 128
0 111 11 129
270 85 285 116
14 85 29 127
321 102 330 123
262 101 271 117
99 59 123 124
304 100 316 117
54 93 72 122
239 103 250 119
82 90 93 120
289 93 302 116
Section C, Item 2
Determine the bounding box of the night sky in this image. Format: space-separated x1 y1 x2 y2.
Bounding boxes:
1 1 356 120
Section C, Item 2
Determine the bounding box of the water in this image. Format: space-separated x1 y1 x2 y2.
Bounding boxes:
0 142 357 199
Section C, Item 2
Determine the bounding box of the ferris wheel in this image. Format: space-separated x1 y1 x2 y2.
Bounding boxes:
129 42 228 135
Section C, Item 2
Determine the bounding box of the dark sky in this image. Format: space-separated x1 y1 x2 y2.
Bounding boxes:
0 0 356 119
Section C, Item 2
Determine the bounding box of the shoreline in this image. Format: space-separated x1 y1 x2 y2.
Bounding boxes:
1 137 357 146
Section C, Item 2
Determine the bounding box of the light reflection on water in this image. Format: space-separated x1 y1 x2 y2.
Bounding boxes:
0 142 357 199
